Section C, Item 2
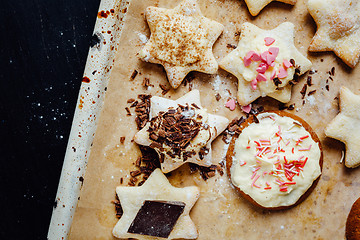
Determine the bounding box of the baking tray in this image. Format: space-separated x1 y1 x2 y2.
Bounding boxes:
49 0 360 239
47 0 130 239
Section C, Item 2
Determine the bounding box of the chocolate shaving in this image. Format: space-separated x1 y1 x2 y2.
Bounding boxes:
300 84 307 99
227 43 237 49
112 196 123 219
198 146 209 160
325 85 330 91
134 94 151 130
159 84 170 95
125 107 131 116
127 98 135 103
130 70 138 81
120 136 125 144
273 77 282 87
147 105 206 160
142 78 154 88
215 93 221 101
308 90 316 96
307 76 313 86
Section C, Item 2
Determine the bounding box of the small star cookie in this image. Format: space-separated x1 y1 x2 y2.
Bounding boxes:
244 0 296 16
325 87 360 168
307 0 360 68
134 90 229 173
112 168 200 239
138 0 224 88
219 22 312 106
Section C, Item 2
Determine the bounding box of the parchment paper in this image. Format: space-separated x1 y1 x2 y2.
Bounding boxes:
69 0 360 239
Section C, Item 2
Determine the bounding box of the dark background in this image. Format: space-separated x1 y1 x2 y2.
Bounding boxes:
0 0 101 238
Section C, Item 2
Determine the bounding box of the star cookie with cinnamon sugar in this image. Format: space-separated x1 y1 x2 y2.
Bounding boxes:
307 0 360 68
138 0 224 88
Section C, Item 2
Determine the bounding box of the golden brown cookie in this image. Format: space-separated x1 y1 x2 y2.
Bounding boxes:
346 197 360 240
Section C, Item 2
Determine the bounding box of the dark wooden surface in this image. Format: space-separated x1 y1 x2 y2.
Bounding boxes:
0 0 101 238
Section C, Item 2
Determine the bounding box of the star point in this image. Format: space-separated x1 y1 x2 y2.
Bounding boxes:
325 87 360 168
307 0 360 68
244 0 296 16
138 0 224 88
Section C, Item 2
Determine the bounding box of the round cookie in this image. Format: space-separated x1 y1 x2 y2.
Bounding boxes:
226 111 323 210
346 197 360 240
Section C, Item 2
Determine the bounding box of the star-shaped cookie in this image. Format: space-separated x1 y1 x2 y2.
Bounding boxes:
219 22 312 106
307 0 360 68
137 0 224 89
325 87 360 168
244 0 296 16
112 168 200 239
134 90 229 173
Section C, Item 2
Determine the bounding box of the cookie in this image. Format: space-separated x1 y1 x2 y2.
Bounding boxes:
244 0 296 16
226 111 322 209
219 22 312 106
138 0 224 88
112 168 200 239
325 87 360 168
307 0 360 68
346 197 360 240
134 90 229 173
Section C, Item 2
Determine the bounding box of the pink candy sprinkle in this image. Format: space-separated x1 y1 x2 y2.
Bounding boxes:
268 47 279 57
256 73 267 82
241 104 252 113
251 53 261 61
256 63 268 73
264 37 275 46
266 53 277 65
251 79 257 90
225 98 236 111
278 66 288 79
283 59 293 69
261 51 269 62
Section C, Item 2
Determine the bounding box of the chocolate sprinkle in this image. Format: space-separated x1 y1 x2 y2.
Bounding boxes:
300 84 307 99
215 93 221 101
227 43 237 49
308 90 316 96
130 70 138 81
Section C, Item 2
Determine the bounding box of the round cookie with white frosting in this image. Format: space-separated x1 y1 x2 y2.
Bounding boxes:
226 111 322 210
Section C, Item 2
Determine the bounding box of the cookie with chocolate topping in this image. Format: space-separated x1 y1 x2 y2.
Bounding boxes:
134 90 229 173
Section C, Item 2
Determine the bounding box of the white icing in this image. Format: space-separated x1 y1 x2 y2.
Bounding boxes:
230 112 321 208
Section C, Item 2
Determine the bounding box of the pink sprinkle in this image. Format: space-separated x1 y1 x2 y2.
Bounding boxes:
266 53 277 65
270 69 276 80
264 37 275 46
261 51 269 62
283 59 293 69
278 67 288 79
285 141 290 146
244 51 255 67
225 99 236 111
251 172 257 179
252 174 260 187
268 47 279 57
251 79 257 90
241 104 252 113
256 73 267 82
299 145 312 151
251 53 261 61
256 63 268 73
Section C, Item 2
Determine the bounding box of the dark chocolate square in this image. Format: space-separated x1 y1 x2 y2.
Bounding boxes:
127 200 186 238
